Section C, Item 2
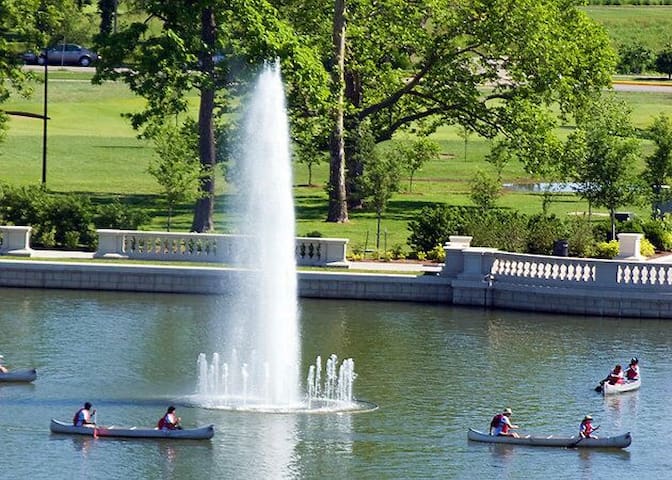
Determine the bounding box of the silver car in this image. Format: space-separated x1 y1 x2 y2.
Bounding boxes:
37 44 99 67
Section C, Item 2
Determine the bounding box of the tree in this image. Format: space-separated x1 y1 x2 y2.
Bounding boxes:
397 137 440 192
326 0 348 222
0 1 73 141
147 122 202 231
644 113 672 218
280 0 615 222
359 143 403 250
617 42 654 75
565 94 641 240
469 169 501 212
655 45 672 80
94 1 328 232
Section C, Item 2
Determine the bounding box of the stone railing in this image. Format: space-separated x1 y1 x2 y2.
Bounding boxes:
443 233 672 291
0 226 33 256
95 229 349 267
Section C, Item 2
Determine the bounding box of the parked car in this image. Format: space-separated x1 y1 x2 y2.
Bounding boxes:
32 44 100 67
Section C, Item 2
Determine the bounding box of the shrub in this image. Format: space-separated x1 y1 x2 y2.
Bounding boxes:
466 210 528 253
304 230 323 238
526 214 567 255
641 220 672 250
641 238 656 257
407 205 473 253
94 199 149 230
426 244 446 262
566 216 597 258
595 240 619 259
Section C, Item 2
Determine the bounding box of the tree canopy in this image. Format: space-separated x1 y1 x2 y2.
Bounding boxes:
279 0 616 222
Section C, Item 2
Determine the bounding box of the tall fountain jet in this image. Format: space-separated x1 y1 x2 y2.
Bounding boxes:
197 63 359 411
200 61 300 407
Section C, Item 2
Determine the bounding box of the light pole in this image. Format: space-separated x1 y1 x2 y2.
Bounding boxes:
42 53 48 185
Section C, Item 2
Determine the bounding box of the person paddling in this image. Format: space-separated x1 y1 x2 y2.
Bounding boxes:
73 402 96 427
157 406 182 431
625 358 639 381
489 407 519 438
579 415 599 439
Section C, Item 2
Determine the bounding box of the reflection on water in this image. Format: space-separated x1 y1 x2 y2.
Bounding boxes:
1 289 671 477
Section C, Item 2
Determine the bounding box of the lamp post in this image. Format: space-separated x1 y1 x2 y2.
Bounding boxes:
42 53 48 185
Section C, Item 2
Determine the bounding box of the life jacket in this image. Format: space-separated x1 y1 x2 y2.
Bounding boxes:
626 366 639 380
490 414 504 431
158 413 177 430
580 420 594 436
73 408 85 426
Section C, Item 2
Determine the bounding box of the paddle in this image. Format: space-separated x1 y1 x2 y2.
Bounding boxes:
92 409 98 439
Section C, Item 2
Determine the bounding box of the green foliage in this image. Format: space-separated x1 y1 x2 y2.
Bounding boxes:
655 45 672 79
304 230 323 238
642 219 672 250
467 210 529 253
566 93 641 239
469 170 501 212
147 122 202 231
595 240 619 259
426 244 446 262
617 42 655 74
645 114 672 217
394 137 441 192
640 237 656 256
407 205 473 253
94 199 149 230
566 216 598 257
526 214 567 255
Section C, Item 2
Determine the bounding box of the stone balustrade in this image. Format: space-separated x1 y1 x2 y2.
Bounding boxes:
95 229 349 267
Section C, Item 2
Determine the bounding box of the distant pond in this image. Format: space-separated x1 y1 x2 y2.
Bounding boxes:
503 182 579 193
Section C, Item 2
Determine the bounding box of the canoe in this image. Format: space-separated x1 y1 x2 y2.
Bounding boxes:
603 378 641 396
50 419 214 440
467 428 631 449
0 368 37 383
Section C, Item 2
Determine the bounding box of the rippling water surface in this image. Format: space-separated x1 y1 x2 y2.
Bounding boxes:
0 288 669 479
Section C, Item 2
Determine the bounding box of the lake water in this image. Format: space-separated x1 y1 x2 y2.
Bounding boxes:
1 288 670 479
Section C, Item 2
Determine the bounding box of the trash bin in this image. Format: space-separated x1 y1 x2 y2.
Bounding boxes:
553 239 569 257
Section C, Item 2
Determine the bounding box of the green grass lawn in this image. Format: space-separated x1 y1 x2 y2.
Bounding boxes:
582 5 672 51
4 20 672 252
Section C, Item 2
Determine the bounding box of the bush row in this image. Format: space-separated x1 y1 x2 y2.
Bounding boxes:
0 184 148 250
407 205 672 258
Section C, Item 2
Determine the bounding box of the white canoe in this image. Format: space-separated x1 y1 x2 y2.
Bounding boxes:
467 428 631 449
0 368 37 383
50 419 214 440
603 378 641 396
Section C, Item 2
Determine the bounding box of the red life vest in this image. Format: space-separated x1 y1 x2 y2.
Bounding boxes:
157 416 166 429
580 420 594 436
625 366 638 380
490 414 507 432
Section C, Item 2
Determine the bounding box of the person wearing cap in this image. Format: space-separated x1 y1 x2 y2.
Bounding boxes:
73 402 96 427
0 355 8 373
625 358 640 381
489 408 519 437
157 406 182 431
579 415 598 439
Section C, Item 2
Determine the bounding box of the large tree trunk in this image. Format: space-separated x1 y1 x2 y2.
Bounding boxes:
344 70 364 210
191 7 217 232
326 0 348 223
